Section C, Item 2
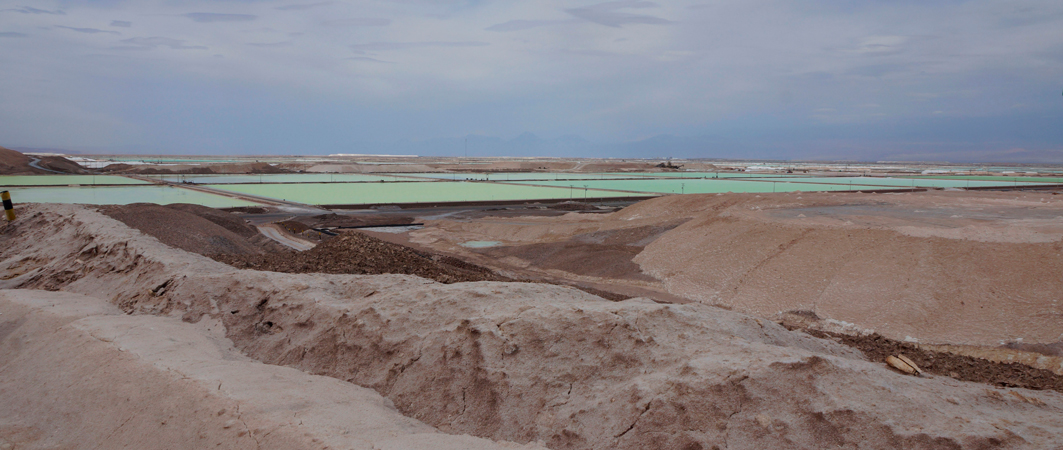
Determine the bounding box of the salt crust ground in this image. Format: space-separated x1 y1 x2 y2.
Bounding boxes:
3 203 1063 449
413 191 1063 347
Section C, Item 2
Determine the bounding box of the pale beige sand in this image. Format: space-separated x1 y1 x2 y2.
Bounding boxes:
411 191 1063 347
3 204 1063 448
0 289 541 450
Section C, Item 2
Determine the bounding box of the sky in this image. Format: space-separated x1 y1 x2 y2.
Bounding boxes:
0 0 1061 162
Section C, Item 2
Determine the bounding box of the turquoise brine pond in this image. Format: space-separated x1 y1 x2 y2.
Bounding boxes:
0 175 150 186
2 186 261 208
508 178 896 194
142 173 420 184
461 241 502 248
206 181 653 205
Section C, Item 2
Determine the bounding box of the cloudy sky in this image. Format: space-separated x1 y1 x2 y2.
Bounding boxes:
1 0 1061 161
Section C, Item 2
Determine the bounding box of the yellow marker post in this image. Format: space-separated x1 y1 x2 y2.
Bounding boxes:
2 191 15 221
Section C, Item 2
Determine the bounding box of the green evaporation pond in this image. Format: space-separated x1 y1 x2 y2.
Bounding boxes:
143 173 418 184
2 186 261 208
387 172 634 181
0 175 150 186
207 181 653 205
747 177 1055 188
509 178 894 194
605 172 811 179
461 240 502 248
917 175 1063 183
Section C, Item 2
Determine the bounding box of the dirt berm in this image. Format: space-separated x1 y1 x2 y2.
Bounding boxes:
3 204 1063 449
418 191 1063 347
0 290 542 450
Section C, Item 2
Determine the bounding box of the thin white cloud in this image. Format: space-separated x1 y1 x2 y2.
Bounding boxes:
346 56 394 63
56 26 121 35
2 6 64 15
110 21 132 28
247 41 292 48
184 13 256 23
115 37 208 50
350 41 489 52
565 1 671 27
276 2 333 11
322 18 391 27
485 20 571 32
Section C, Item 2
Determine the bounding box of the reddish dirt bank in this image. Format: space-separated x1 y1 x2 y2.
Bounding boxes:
3 204 1063 449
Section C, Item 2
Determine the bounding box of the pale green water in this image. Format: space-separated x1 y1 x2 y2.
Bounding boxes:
606 172 810 179
918 175 1063 183
0 175 149 186
388 172 635 181
461 240 502 248
207 181 652 205
746 177 1054 188
2 186 261 208
143 173 418 184
509 178 891 194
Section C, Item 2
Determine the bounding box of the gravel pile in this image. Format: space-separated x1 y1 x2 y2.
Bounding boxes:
100 203 286 255
213 231 510 284
798 329 1063 393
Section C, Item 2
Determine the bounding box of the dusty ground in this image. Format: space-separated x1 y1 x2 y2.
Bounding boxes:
5 203 1063 449
407 190 1063 350
100 203 287 255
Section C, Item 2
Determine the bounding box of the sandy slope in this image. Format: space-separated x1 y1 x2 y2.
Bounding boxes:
3 204 1063 449
413 191 1063 347
0 290 540 450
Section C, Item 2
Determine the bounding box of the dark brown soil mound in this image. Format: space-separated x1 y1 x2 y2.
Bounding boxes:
0 146 88 174
1003 341 1063 357
224 206 272 214
301 213 416 228
796 327 1063 394
165 203 263 240
103 162 289 175
0 146 34 174
100 203 285 255
34 156 88 174
213 231 510 284
483 241 652 280
475 222 686 281
548 202 598 211
277 220 310 234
